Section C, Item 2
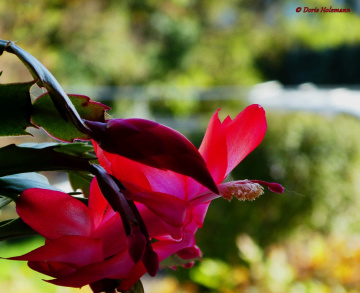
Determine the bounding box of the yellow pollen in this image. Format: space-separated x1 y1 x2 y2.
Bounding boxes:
221 182 264 202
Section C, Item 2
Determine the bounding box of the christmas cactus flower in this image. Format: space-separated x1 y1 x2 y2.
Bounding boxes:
0 41 285 293
8 104 283 292
93 104 284 261
9 181 195 292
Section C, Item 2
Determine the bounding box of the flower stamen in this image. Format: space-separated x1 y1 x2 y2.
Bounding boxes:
220 181 264 202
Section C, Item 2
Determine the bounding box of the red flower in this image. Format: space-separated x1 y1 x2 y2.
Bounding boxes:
93 104 283 261
10 183 194 292
9 105 283 292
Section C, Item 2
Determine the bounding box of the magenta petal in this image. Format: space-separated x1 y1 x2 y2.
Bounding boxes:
130 191 187 228
86 119 218 194
17 189 93 239
156 222 183 240
10 235 103 266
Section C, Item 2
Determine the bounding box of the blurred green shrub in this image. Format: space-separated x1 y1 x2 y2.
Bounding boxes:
159 232 360 293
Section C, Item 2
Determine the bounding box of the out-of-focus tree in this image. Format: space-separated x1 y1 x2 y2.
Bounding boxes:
2 0 358 87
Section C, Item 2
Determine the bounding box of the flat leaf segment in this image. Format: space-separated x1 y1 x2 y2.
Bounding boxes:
0 81 36 136
0 143 94 177
32 94 109 142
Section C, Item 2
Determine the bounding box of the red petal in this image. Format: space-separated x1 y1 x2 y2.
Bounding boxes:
138 204 183 240
28 261 76 279
10 235 103 266
88 178 110 228
95 141 188 199
117 230 195 291
47 250 134 288
224 104 267 176
93 141 113 172
184 203 211 234
91 212 127 258
188 190 220 207
111 155 186 199
17 189 93 239
94 142 153 192
86 119 218 194
177 245 202 260
199 109 228 184
129 191 187 228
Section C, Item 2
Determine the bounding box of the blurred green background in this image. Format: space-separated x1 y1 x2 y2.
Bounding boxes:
1 0 360 292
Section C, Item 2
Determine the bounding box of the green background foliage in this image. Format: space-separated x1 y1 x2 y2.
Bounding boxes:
1 0 360 87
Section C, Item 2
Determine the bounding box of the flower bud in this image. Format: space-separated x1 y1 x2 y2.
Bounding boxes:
85 119 218 194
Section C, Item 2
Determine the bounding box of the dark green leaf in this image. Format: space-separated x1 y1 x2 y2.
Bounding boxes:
2 40 91 135
122 280 144 293
0 143 92 177
54 142 95 158
18 142 95 158
31 94 109 142
0 197 12 209
0 218 36 241
68 171 94 197
0 173 60 200
0 81 36 136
